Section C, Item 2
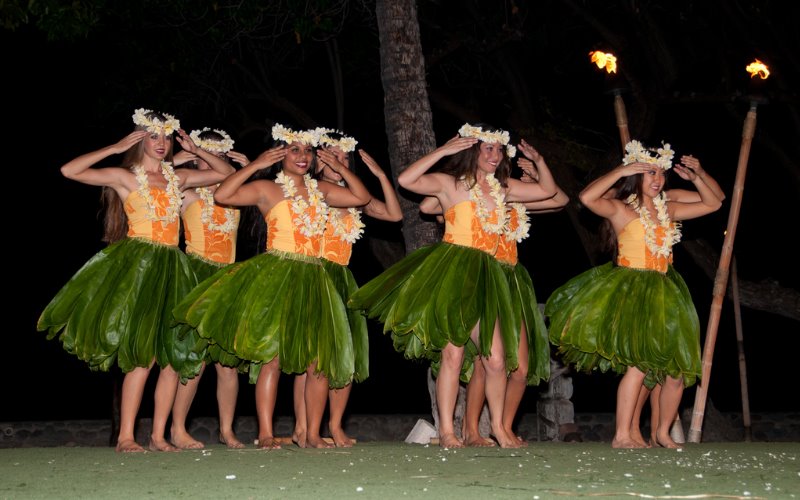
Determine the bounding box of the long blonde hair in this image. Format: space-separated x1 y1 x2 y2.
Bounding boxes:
102 112 175 243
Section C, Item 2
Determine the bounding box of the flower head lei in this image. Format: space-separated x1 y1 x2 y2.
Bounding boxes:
458 123 517 158
316 128 358 153
132 108 180 135
275 172 328 237
134 161 183 224
468 172 507 234
625 192 682 257
272 123 320 147
622 140 674 170
190 128 235 153
196 187 238 234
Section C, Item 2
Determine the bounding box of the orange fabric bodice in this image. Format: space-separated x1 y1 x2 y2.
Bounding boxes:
616 218 674 273
266 199 323 257
182 199 240 264
442 200 501 255
124 189 180 246
321 209 356 266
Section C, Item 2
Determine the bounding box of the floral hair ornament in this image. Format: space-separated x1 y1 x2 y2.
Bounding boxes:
189 128 235 153
271 123 320 147
132 108 180 135
622 140 675 170
458 123 516 158
315 128 358 153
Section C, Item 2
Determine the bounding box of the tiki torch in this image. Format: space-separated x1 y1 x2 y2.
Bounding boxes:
589 51 630 150
688 59 770 443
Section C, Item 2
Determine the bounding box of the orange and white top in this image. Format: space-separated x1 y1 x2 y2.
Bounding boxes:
617 218 674 273
321 210 357 265
442 201 501 255
182 200 240 264
266 199 323 257
495 209 520 266
124 189 180 246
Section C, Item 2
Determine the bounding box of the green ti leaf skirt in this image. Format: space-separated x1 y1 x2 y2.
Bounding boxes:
545 263 701 388
172 250 355 389
348 242 520 374
38 237 197 374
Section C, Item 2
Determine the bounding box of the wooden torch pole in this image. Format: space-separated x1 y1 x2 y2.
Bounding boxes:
731 256 753 441
613 90 631 148
688 101 758 443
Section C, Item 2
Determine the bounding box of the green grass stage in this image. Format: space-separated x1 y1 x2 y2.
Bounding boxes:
1 442 797 499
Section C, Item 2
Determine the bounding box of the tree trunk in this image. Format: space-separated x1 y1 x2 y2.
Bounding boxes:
375 0 461 438
375 0 439 253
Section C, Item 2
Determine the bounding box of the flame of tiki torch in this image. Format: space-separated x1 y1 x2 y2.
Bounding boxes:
745 59 770 79
589 51 617 74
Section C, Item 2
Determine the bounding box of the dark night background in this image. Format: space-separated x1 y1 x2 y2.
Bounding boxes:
4 1 798 426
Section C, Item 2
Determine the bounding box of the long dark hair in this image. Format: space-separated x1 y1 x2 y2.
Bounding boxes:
102 111 176 244
599 172 643 257
439 123 512 189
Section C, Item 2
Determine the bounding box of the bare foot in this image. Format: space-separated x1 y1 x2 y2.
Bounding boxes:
170 429 205 450
611 437 647 449
306 435 334 449
630 429 648 448
329 426 354 448
291 429 307 448
500 428 529 447
649 436 661 448
148 438 180 452
492 431 523 449
463 430 496 447
257 435 282 450
219 432 245 450
116 439 146 453
655 433 680 449
438 432 464 449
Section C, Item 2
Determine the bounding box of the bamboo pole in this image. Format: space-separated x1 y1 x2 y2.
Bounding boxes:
731 256 752 441
612 90 631 148
688 101 759 443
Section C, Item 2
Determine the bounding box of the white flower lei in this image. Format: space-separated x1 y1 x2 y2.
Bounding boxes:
132 108 180 135
625 193 682 257
133 162 183 224
468 173 507 235
622 140 674 170
272 123 320 146
275 172 328 237
458 123 516 158
195 186 238 234
504 202 531 242
328 207 365 244
189 128 234 153
315 127 358 153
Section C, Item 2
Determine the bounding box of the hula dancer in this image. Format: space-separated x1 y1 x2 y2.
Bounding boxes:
172 124 370 449
169 127 249 449
420 140 569 446
292 129 403 447
38 109 234 452
545 140 723 448
349 124 556 448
